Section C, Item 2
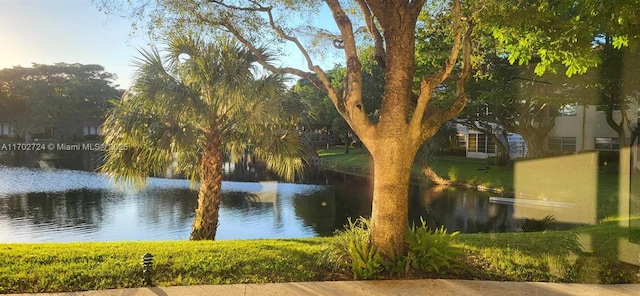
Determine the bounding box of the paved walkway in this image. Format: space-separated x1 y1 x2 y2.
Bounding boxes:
7 280 640 296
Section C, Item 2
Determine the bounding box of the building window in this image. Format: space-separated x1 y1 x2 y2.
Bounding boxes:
83 125 100 136
468 134 477 152
594 137 620 150
557 104 577 116
467 133 496 153
0 124 12 136
457 134 466 148
548 137 577 152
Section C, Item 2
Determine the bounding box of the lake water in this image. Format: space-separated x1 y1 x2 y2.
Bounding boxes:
0 151 520 243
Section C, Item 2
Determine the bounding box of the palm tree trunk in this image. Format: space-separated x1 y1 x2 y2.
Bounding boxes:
190 130 224 240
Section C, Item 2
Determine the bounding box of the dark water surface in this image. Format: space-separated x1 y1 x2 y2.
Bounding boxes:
0 151 518 242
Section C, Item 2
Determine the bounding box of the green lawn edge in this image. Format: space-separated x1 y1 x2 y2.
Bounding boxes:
2 218 639 293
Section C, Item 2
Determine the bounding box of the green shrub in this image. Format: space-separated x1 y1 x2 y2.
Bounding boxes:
521 215 556 232
405 219 467 276
318 217 384 280
319 217 469 279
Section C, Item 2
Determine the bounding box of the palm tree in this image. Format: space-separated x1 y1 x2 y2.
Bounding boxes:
100 34 309 240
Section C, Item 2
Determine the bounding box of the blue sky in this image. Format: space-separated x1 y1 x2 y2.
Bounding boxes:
0 0 149 88
0 0 340 89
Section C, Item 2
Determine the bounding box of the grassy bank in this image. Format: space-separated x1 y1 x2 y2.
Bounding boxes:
2 218 639 293
318 147 514 190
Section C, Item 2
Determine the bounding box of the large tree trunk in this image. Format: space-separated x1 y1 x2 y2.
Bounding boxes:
190 128 223 240
364 10 425 257
523 135 546 158
369 139 418 257
344 131 350 154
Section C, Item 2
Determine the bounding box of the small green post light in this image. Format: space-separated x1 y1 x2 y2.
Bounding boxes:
141 253 154 286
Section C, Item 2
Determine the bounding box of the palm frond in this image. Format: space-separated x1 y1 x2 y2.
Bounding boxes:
252 131 310 182
102 33 307 187
100 87 203 188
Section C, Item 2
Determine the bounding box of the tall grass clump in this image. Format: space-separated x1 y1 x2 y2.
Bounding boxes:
318 217 383 279
319 217 467 279
405 219 468 277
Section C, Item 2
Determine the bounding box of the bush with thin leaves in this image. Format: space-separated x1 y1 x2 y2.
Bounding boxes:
318 217 384 280
405 219 468 277
319 217 469 279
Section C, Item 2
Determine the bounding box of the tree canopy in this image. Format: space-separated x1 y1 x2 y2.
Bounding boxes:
0 63 122 140
481 0 640 76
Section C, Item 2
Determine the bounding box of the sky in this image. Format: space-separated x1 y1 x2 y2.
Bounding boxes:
0 0 339 89
0 0 150 88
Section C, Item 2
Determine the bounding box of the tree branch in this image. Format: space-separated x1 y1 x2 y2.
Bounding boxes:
325 0 373 136
411 0 464 132
413 4 473 141
420 35 472 141
207 0 271 12
354 0 386 68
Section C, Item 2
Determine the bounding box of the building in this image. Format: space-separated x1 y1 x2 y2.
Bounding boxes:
547 103 637 152
0 123 13 137
547 102 640 168
456 123 527 159
458 100 640 166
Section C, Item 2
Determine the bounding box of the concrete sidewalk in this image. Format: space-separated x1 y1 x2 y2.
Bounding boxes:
8 280 640 296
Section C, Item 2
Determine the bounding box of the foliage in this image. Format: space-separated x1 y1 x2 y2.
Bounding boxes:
289 55 384 150
100 34 310 240
479 0 640 77
0 63 122 140
100 34 308 186
405 220 467 277
521 215 556 232
588 41 640 148
318 217 468 279
318 217 384 280
415 122 461 165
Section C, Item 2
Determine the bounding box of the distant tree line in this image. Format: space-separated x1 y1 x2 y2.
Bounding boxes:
0 63 123 141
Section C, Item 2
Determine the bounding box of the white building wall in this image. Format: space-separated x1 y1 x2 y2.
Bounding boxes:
549 105 638 152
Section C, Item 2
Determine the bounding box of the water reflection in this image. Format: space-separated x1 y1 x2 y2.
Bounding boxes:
411 185 516 233
0 165 522 243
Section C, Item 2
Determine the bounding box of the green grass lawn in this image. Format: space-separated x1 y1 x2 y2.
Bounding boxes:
458 217 640 284
2 219 639 293
0 238 337 293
